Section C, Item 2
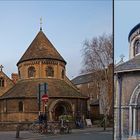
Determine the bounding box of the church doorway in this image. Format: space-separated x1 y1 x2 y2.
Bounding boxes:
129 84 140 138
55 105 66 118
52 100 72 121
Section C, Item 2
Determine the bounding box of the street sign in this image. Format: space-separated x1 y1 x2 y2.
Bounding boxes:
40 83 48 94
37 83 48 111
42 94 49 102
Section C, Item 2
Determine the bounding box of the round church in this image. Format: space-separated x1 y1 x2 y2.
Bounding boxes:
0 27 88 125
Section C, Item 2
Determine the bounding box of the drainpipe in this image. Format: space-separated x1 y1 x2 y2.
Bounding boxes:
117 73 122 140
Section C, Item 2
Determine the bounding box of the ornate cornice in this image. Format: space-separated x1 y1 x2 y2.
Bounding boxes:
18 59 66 67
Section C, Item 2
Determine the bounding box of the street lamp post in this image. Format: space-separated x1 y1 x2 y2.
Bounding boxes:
45 103 48 129
117 73 122 140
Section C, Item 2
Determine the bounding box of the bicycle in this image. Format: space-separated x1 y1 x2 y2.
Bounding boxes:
59 124 72 134
29 120 43 133
40 122 58 135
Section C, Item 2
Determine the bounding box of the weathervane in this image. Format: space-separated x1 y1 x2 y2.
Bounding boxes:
0 65 3 71
40 17 42 31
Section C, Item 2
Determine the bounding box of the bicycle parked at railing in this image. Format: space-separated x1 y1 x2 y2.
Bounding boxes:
59 118 72 134
40 122 58 134
29 121 59 135
29 117 72 135
29 120 41 133
59 125 72 134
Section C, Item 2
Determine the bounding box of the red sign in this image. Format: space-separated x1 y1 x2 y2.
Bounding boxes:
42 94 48 102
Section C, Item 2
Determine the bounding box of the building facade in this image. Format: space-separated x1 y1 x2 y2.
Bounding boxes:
72 64 113 122
114 23 140 140
0 28 88 124
72 73 100 121
0 67 15 97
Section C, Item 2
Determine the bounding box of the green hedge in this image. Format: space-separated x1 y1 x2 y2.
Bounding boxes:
58 115 73 122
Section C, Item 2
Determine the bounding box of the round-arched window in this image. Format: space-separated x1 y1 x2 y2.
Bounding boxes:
46 66 54 77
28 66 36 78
134 39 140 56
19 101 23 112
18 70 21 79
62 69 65 79
0 77 4 87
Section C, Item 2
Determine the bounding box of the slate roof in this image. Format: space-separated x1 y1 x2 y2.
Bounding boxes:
90 99 99 106
0 78 87 99
115 54 140 73
17 30 66 65
71 73 93 85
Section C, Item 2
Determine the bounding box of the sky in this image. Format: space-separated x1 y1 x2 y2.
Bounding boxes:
0 1 112 79
115 0 140 63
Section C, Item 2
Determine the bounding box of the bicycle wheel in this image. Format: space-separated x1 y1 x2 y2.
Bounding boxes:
29 124 35 133
68 127 72 134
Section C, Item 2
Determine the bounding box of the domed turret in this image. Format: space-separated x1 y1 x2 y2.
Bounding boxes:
128 23 140 59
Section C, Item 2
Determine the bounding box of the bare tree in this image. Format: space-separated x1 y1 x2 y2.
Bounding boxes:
81 34 113 130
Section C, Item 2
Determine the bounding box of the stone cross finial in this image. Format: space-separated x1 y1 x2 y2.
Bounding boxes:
40 17 42 31
120 54 125 62
0 65 3 71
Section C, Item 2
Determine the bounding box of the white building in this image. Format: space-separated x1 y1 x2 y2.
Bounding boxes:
114 23 140 140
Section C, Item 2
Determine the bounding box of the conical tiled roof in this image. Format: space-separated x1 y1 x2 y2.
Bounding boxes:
17 30 66 65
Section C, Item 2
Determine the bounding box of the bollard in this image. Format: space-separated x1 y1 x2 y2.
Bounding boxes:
16 124 20 138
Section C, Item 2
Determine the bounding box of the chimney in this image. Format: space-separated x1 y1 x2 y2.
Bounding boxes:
11 73 19 84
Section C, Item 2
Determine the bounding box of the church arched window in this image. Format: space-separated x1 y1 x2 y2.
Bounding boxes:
28 66 36 78
46 66 54 77
18 70 21 79
62 69 65 79
19 101 23 112
0 77 4 87
134 39 140 56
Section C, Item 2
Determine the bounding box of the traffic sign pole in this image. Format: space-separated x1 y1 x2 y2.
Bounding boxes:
42 94 49 102
38 84 41 112
38 83 48 125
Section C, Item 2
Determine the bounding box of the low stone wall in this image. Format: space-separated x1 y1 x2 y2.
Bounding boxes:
0 122 32 131
0 112 38 122
0 121 76 131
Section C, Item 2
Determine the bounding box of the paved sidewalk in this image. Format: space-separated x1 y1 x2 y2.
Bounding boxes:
0 126 113 140
73 126 112 133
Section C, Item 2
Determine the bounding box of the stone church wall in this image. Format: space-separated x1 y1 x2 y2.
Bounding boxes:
121 72 140 106
115 71 140 139
0 72 14 96
18 60 65 80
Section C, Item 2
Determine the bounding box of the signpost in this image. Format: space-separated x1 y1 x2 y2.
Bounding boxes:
42 94 49 103
37 83 48 111
38 83 49 128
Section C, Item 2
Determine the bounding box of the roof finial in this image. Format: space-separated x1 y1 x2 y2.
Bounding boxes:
0 65 4 71
120 54 125 62
40 17 42 31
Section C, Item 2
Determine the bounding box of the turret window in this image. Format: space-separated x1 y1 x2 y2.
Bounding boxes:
46 66 54 77
28 66 36 78
62 69 65 79
134 39 140 56
0 77 4 87
19 101 23 112
18 70 21 79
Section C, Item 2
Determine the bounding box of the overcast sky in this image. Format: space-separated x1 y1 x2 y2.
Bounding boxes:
115 0 140 63
0 1 112 79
